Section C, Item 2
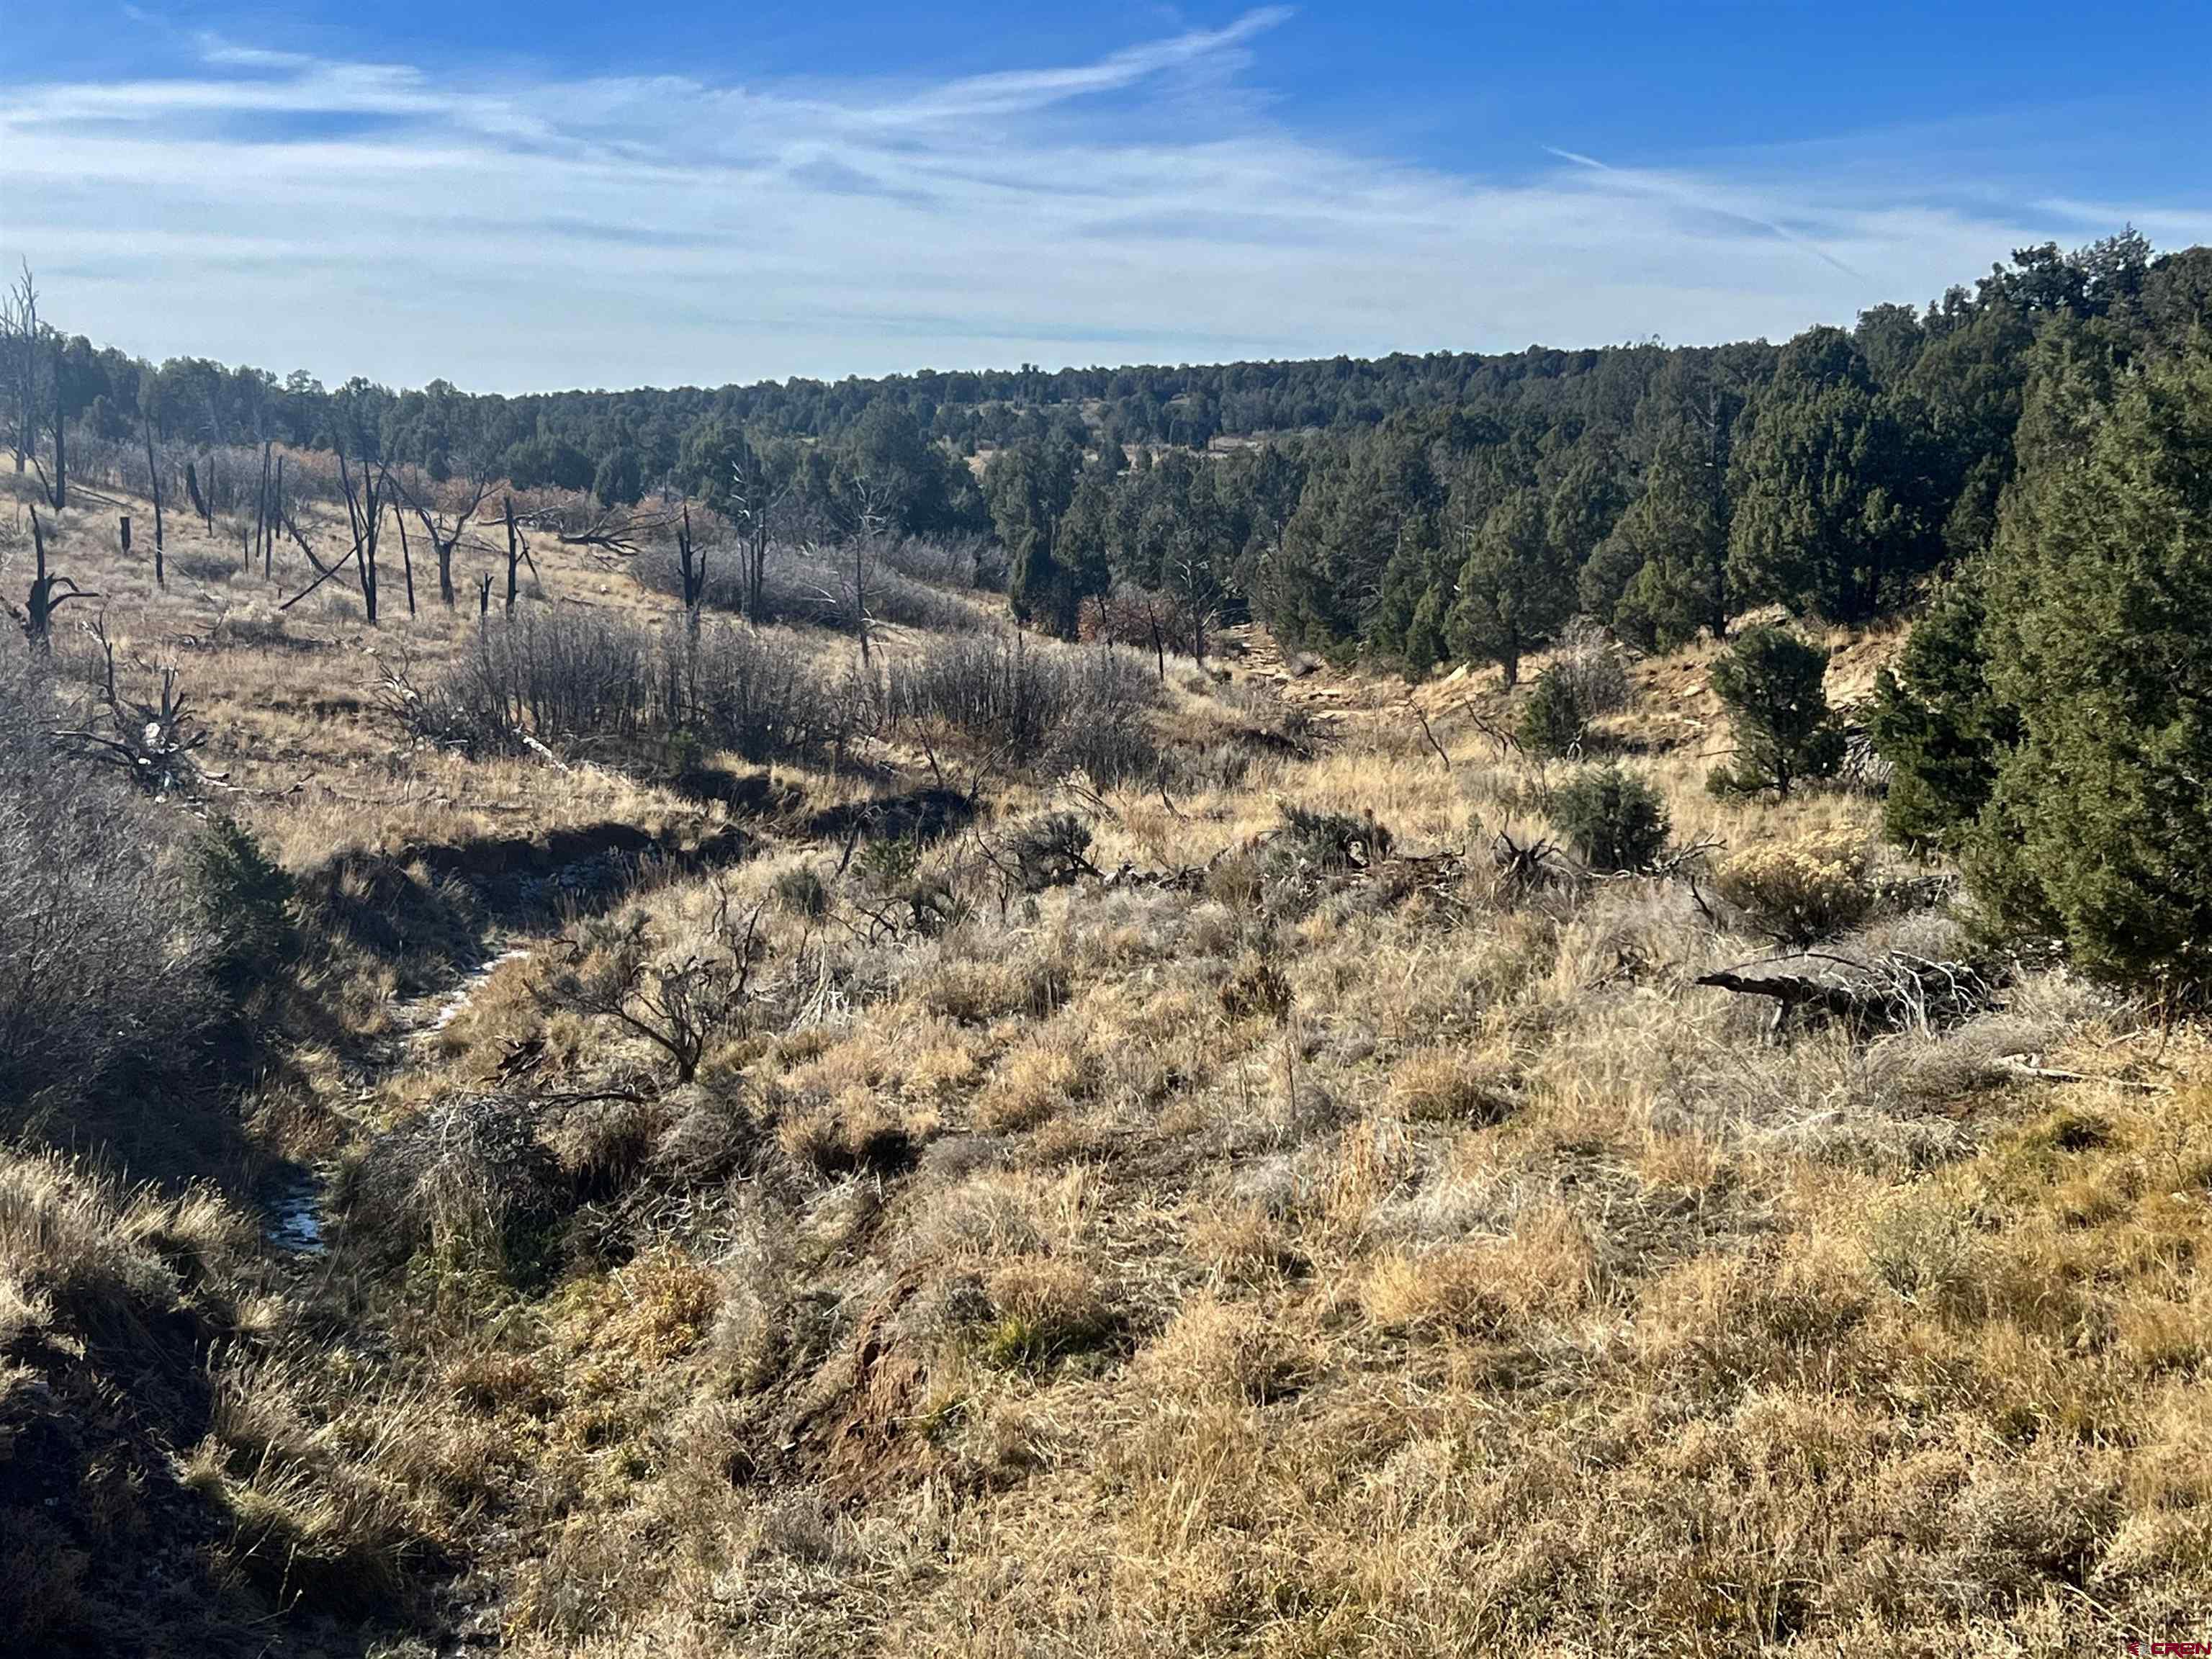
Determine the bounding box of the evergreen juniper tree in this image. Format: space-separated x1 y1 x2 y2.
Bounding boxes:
1959 332 2212 988
1707 624 1844 798
1867 570 2013 850
1446 487 1569 688
1602 420 1731 649
1727 327 1937 624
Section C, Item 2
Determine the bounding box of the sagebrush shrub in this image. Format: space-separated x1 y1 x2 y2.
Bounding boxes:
1275 804 1393 870
634 539 987 634
855 835 921 894
770 864 830 919
1547 764 1670 872
343 1092 568 1280
1863 1188 1977 1304
1715 827 1873 945
1546 618 1632 717
0 642 227 1138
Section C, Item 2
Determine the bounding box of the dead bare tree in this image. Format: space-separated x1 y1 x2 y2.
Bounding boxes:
278 503 341 580
6 261 36 477
276 532 361 613
1411 701 1451 772
848 474 897 666
392 489 417 616
12 506 97 650
142 421 165 588
1167 541 1221 670
387 469 490 607
1696 951 2002 1040
48 367 64 511
1491 827 1571 897
3 266 69 513
729 439 792 625
336 450 383 623
500 495 539 611
266 454 282 580
53 614 212 798
534 891 765 1084
1141 590 1168 682
523 503 667 560
674 500 706 637
251 440 271 572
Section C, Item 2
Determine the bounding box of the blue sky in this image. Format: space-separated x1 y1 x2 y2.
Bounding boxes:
3 2 2207 392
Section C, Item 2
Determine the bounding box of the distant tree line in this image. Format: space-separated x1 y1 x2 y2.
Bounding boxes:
18 232 2209 686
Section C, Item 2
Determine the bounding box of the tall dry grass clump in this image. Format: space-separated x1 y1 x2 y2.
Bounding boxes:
885 629 1160 779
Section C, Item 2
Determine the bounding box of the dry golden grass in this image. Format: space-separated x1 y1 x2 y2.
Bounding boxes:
8 468 2211 1653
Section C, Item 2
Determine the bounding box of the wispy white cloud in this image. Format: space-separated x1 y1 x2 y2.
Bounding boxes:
1540 143 1867 279
0 13 2163 391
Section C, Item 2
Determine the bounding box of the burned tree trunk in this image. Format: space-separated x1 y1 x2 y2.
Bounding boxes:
17 506 97 649
267 455 282 580
252 441 271 572
143 425 165 587
55 616 211 798
392 475 417 617
9 262 35 478
503 495 524 612
50 374 65 511
385 469 484 608
337 449 381 624
675 501 705 639
727 443 788 626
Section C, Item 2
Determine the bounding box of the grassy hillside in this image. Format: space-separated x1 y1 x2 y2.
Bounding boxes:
1 462 2206 1657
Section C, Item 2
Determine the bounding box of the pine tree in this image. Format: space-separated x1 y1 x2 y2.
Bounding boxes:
1518 670 1588 758
987 438 1082 636
1602 421 1730 649
1446 487 1569 687
1707 625 1844 798
1275 426 1439 652
1369 523 1451 675
1867 570 2012 849
1545 435 1628 590
1549 764 1671 872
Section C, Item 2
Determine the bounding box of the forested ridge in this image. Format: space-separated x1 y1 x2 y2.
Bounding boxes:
29 231 2208 684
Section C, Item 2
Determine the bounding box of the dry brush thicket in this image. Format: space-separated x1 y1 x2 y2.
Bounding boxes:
1 464 2208 1659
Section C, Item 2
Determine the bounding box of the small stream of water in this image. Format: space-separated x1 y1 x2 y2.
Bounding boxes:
264 944 534 1255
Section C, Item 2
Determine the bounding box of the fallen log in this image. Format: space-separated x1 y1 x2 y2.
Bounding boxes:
1698 964 1868 1017
1696 950 2001 1036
